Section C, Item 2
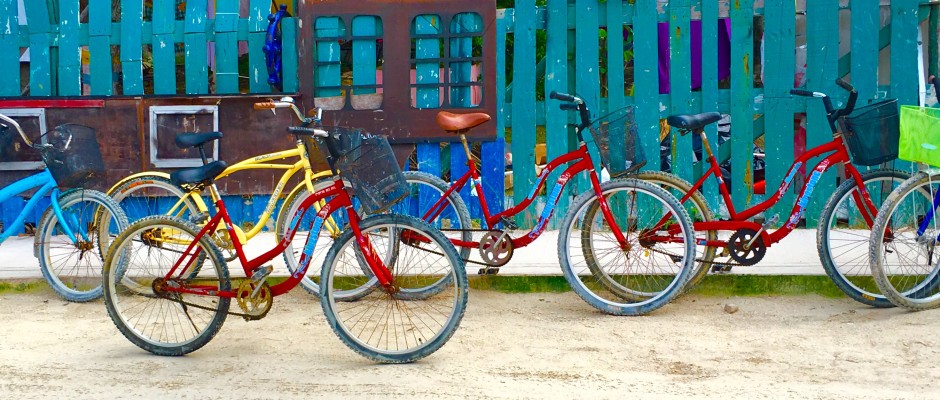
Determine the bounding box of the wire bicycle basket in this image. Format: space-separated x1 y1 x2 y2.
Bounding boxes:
308 127 409 214
37 124 105 188
588 106 646 177
840 99 900 166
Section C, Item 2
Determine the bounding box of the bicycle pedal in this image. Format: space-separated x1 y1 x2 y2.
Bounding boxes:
499 217 518 231
477 267 500 275
251 265 274 283
710 264 732 273
190 212 210 225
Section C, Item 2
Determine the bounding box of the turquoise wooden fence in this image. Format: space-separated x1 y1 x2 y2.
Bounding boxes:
494 1 939 228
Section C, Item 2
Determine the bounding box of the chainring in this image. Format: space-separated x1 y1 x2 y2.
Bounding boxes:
727 228 766 266
478 231 513 267
235 280 273 321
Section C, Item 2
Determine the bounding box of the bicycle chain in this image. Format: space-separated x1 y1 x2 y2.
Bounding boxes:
158 280 263 320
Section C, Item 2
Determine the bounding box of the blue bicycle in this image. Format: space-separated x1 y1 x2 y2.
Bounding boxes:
0 113 128 302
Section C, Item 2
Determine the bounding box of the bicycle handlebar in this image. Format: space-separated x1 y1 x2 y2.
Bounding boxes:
550 91 577 102
789 89 816 97
253 97 319 126
287 126 328 137
549 90 592 129
0 113 33 147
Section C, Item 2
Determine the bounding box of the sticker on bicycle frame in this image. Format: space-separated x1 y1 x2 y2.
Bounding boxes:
294 217 325 278
529 183 563 238
787 164 826 226
778 162 803 195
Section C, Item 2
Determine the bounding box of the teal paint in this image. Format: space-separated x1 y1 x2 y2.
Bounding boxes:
804 0 839 227
282 17 298 93
248 0 270 93
512 1 537 227
25 0 51 95
121 0 144 95
633 0 660 171
352 16 378 96
315 16 342 98
184 0 208 94
762 0 796 224
544 0 568 227
575 0 600 181
57 0 80 95
414 14 440 108
669 0 693 183
0 0 19 96
214 0 239 94
729 0 754 211
699 0 719 211
152 0 176 94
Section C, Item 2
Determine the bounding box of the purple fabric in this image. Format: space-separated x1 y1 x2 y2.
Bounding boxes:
656 19 732 94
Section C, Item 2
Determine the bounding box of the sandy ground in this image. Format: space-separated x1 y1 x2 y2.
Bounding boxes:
1 289 938 399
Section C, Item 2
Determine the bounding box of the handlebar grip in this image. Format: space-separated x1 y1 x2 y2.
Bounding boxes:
550 91 576 102
835 78 855 93
254 102 277 110
790 89 814 97
288 126 322 136
560 103 579 111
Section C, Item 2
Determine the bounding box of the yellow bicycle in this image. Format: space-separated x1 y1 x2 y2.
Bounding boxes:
106 98 340 295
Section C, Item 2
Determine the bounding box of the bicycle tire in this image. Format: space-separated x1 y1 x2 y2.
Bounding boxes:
107 174 201 223
557 178 695 315
629 170 717 289
320 214 468 363
277 177 339 296
103 215 230 356
818 168 910 307
397 170 473 260
36 189 129 302
869 171 940 310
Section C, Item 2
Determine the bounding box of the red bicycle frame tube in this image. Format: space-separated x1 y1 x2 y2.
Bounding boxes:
422 143 628 248
671 135 878 247
161 179 395 298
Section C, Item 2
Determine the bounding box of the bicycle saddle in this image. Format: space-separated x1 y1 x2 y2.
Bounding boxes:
436 112 491 132
666 112 722 130
175 131 223 149
170 160 228 187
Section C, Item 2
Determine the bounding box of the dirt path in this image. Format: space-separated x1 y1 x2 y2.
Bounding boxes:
1 289 938 399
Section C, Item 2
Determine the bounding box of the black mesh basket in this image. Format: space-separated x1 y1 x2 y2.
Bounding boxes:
310 127 409 214
840 99 900 166
38 124 105 188
588 106 647 177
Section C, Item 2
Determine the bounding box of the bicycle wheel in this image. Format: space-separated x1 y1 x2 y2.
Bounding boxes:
320 214 468 363
558 178 694 315
36 189 129 302
103 216 230 356
818 168 910 307
107 174 201 223
395 171 473 260
630 170 717 289
869 171 940 310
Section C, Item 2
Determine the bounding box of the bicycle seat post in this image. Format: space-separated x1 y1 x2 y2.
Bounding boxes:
458 133 472 163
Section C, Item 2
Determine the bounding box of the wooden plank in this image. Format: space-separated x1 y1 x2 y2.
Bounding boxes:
248 0 269 93
633 0 660 171
88 0 113 95
575 0 600 181
57 0 81 95
25 1 51 95
699 0 719 211
414 14 440 108
512 0 537 227
120 0 144 95
352 16 377 95
0 0 19 96
804 0 839 227
729 0 754 211
151 0 176 94
213 0 239 94
450 13 478 107
281 17 298 93
891 0 920 107
415 142 442 216
450 144 477 220
480 139 505 224
669 0 693 182
851 0 879 103
544 0 569 227
606 0 625 173
183 0 208 94
496 8 510 140
762 0 795 224
314 16 342 98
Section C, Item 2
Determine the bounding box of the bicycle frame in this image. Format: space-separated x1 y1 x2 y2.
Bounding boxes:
422 142 627 249
158 178 392 298
0 170 76 244
674 133 879 247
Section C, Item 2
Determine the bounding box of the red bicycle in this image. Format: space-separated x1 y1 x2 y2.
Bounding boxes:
636 78 909 307
394 92 697 316
102 100 468 363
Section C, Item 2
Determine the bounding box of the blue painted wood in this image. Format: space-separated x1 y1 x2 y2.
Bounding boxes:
414 14 440 108
57 0 80 96
0 0 18 96
450 13 479 107
633 0 660 171
184 0 208 94
248 0 269 93
804 0 839 227
762 0 795 223
512 0 537 227
699 0 719 211
281 17 298 93
729 0 754 211
315 16 342 98
450 145 477 220
28 33 51 95
214 0 240 94
669 0 693 183
352 16 378 96
121 0 144 95
544 0 569 228
151 0 176 95
480 139 505 223
88 0 113 95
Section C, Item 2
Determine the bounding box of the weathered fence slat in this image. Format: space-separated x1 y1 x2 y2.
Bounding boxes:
450 13 481 220
25 1 51 95
633 0 660 172
804 0 839 226
575 0 600 184
214 0 240 94
57 0 81 96
248 0 269 93
511 0 537 226
699 0 720 211
413 14 443 216
281 17 298 93
152 0 177 95
121 0 144 95
544 0 569 227
891 0 921 107
669 0 693 183
763 0 796 223
0 0 18 96
184 1 209 94
729 0 754 211
88 0 113 96
606 0 625 177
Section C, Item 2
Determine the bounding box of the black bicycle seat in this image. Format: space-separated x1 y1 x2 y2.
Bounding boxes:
666 112 722 130
175 131 223 149
170 160 228 187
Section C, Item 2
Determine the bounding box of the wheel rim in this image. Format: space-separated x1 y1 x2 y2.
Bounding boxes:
41 197 119 297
